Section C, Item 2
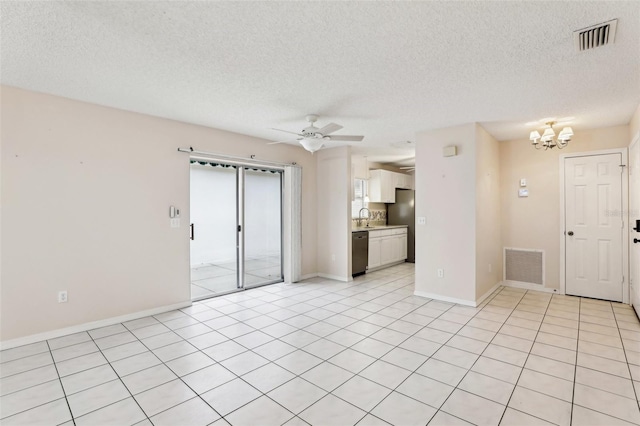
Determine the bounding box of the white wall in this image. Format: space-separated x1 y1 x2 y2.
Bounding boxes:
415 124 477 304
475 124 502 299
316 146 352 281
190 164 237 266
0 85 317 342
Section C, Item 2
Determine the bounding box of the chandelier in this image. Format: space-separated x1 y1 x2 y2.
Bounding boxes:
529 121 573 150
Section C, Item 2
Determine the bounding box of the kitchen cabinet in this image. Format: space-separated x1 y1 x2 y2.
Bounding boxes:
367 227 408 272
368 238 381 269
368 169 413 203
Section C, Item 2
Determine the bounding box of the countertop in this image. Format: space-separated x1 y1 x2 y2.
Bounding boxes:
352 225 409 233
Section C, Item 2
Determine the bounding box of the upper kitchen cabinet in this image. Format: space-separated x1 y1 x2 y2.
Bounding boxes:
369 169 395 203
368 169 413 203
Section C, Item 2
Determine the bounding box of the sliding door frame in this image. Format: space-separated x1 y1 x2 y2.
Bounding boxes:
190 156 285 300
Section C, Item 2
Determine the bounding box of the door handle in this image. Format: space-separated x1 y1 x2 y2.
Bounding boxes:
634 238 640 244
190 223 194 240
567 231 574 236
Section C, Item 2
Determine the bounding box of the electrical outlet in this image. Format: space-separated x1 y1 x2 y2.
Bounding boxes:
170 218 180 228
58 291 68 303
417 217 426 225
437 269 444 278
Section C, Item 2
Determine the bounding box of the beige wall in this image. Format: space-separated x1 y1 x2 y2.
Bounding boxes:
631 104 640 141
1 86 317 342
475 124 502 299
415 123 477 303
316 146 352 281
499 125 629 290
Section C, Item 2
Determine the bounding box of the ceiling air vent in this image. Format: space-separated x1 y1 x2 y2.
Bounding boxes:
574 19 617 51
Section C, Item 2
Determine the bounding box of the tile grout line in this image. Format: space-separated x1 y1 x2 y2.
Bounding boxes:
495 288 552 426
7 267 640 426
355 286 505 424
611 301 640 414
46 341 76 425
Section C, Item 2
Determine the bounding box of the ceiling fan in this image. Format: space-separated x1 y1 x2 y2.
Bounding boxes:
269 114 364 153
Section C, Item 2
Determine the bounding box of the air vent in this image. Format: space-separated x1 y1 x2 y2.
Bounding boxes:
504 248 544 286
574 19 617 51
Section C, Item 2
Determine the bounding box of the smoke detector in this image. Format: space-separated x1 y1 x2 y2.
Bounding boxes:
574 19 617 51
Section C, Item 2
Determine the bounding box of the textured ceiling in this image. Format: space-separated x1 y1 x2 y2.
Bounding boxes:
1 1 639 165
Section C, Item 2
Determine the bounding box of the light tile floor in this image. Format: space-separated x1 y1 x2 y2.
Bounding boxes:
3 264 640 425
191 255 282 299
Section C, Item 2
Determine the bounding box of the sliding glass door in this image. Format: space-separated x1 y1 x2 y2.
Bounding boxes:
189 160 283 300
243 167 283 288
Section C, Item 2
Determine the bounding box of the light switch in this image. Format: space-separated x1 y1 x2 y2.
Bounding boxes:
520 178 527 187
417 217 426 225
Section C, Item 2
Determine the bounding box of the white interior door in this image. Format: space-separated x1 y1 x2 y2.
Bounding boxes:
629 140 640 314
565 153 624 302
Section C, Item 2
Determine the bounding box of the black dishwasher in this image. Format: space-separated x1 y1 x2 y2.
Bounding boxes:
352 231 369 277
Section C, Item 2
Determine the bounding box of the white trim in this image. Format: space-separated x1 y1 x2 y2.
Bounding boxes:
476 282 502 305
297 273 319 281
629 131 640 313
502 280 557 294
366 260 406 273
317 273 351 282
0 301 191 351
559 148 629 303
413 290 477 307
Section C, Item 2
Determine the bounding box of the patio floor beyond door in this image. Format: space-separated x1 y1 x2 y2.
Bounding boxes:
191 255 283 299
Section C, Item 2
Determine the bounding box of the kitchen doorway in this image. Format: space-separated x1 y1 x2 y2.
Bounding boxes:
189 160 283 300
562 151 628 302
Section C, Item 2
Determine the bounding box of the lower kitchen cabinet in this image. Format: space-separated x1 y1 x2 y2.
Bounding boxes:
367 227 408 272
368 238 381 269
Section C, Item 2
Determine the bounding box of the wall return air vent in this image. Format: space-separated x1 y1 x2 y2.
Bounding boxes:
504 248 544 286
574 19 618 51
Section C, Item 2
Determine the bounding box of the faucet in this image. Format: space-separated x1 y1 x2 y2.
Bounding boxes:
358 208 371 228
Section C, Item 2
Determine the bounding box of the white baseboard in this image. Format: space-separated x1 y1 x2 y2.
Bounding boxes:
0 301 192 351
297 273 319 282
414 282 502 308
413 290 477 307
502 280 559 294
317 273 350 282
476 283 503 306
367 260 406 273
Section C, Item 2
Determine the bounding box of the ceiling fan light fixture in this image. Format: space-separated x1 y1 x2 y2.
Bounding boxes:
300 138 324 153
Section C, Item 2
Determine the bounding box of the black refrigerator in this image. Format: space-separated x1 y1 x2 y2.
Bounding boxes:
387 189 415 263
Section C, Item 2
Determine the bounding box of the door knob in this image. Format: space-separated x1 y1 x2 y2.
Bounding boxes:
567 231 574 236
634 238 640 244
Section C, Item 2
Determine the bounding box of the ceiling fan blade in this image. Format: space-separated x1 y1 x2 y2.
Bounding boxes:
270 128 302 136
315 123 343 135
267 139 297 145
327 135 364 142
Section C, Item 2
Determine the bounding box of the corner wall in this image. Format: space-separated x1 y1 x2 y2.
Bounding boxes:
0 86 318 342
475 124 502 299
499 125 629 289
415 123 477 304
316 146 352 281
